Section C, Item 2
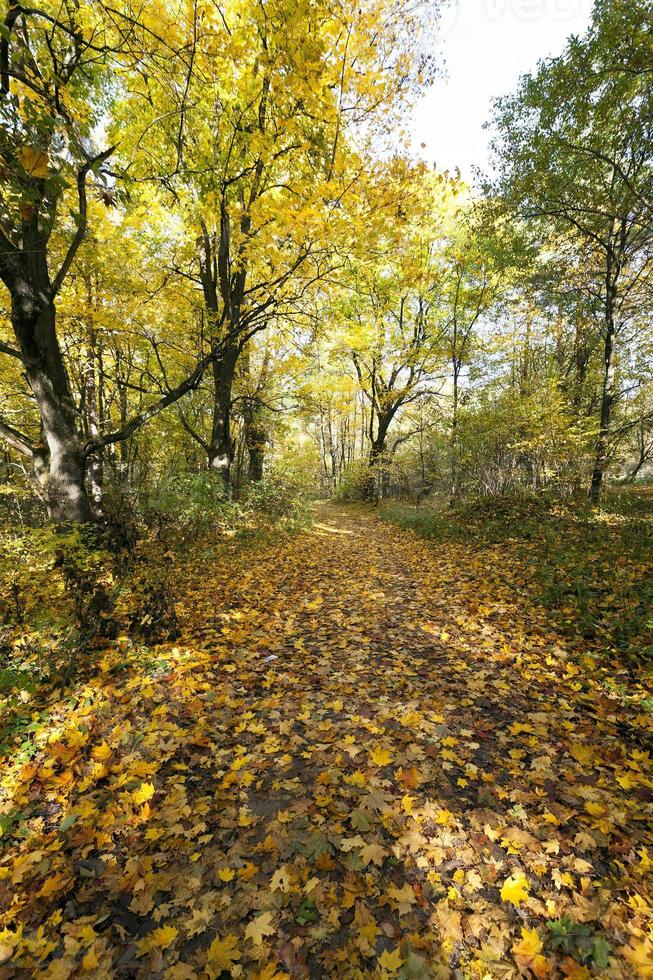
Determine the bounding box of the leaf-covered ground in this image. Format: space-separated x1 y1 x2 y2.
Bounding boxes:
1 505 652 978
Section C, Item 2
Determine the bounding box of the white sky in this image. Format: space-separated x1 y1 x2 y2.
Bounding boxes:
412 0 594 182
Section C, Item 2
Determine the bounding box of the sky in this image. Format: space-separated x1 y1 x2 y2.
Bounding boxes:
412 0 594 182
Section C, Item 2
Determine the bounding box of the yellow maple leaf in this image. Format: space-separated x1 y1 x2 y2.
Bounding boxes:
512 927 549 978
584 801 606 817
239 861 258 880
397 766 420 788
206 934 241 975
386 883 416 913
500 872 530 906
560 957 592 979
38 873 69 898
245 911 275 946
379 946 404 974
271 866 293 892
620 939 653 977
217 867 235 882
91 741 112 762
132 782 155 805
138 925 177 954
369 746 393 766
568 744 593 764
347 770 367 787
253 964 289 980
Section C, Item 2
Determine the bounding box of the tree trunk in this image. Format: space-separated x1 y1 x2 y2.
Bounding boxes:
244 398 266 483
84 326 103 512
247 431 265 482
208 342 238 487
364 435 387 504
13 296 93 523
589 266 618 504
450 359 460 499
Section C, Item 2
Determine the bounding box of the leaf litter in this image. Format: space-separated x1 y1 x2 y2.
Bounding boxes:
0 506 651 978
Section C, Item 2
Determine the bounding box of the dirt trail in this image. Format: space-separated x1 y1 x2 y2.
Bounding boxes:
1 505 651 978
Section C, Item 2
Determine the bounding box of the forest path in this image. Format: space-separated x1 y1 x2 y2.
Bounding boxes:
2 505 651 977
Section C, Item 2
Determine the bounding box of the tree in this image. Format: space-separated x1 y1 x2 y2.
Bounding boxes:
489 0 653 502
331 163 460 500
112 0 436 490
439 204 522 497
0 1 221 522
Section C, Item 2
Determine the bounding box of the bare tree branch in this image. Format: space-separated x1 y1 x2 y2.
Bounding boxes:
51 146 116 297
0 417 37 456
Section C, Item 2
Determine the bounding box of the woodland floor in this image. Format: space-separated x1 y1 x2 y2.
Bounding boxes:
1 504 652 979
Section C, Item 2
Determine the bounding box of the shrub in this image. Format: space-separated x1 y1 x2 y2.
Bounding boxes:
247 470 308 523
143 472 243 544
332 461 372 503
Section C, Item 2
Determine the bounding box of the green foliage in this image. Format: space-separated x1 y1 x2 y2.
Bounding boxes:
247 470 310 525
144 472 242 544
296 898 319 925
546 917 611 969
0 525 117 683
456 380 594 496
332 461 373 503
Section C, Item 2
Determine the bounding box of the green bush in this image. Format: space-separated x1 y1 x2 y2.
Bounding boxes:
144 472 243 543
332 461 373 502
247 470 308 523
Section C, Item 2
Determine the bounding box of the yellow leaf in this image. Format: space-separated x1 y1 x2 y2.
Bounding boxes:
360 842 386 867
218 868 235 882
386 883 416 912
397 766 420 788
19 146 50 178
560 957 592 979
500 872 530 906
92 741 112 761
271 866 293 893
512 928 548 978
369 746 393 766
138 925 178 954
569 744 593 764
347 770 367 787
206 934 241 975
619 939 653 977
245 911 275 946
38 873 68 898
584 801 605 817
379 946 404 973
82 950 100 970
253 965 289 980
132 782 155 805
239 861 258 880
